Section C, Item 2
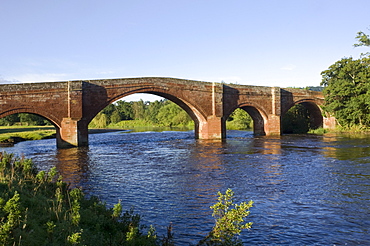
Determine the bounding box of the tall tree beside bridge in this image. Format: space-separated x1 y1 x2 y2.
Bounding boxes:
320 30 370 128
354 29 370 47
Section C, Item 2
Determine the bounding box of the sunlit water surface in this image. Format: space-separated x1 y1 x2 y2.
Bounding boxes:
1 130 369 245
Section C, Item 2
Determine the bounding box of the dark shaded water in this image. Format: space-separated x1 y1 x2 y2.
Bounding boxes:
1 130 369 245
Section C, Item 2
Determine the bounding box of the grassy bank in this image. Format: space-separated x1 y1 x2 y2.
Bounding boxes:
0 127 125 144
0 126 56 144
308 126 370 135
0 152 163 245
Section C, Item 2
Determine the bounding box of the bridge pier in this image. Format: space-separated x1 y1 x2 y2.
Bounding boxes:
264 87 282 136
56 118 88 148
265 114 281 136
198 116 225 140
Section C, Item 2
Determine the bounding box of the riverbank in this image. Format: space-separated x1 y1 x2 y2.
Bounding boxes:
0 126 56 146
308 126 370 135
0 126 126 146
0 152 162 245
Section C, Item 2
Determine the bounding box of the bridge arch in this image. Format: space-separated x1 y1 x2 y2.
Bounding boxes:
225 103 269 136
86 89 208 139
0 107 61 128
283 99 324 130
0 108 71 147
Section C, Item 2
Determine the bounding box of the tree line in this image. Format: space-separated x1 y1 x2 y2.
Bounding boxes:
90 99 253 129
89 99 194 128
0 113 51 126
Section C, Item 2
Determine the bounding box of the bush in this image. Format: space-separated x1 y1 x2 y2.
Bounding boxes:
198 188 253 245
0 152 158 246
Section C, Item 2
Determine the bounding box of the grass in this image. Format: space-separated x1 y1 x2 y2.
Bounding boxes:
308 126 370 135
308 128 328 135
0 152 162 246
0 125 55 133
0 126 56 143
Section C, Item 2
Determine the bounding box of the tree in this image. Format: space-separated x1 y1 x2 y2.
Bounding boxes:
354 30 370 47
320 30 370 128
0 114 20 126
132 100 147 120
320 55 370 127
226 108 252 130
156 101 192 127
282 104 311 133
115 100 134 120
146 100 165 124
89 113 109 128
110 110 121 124
19 113 49 126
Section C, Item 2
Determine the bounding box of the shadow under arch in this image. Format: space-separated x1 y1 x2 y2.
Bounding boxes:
91 90 208 139
284 100 323 130
225 103 268 136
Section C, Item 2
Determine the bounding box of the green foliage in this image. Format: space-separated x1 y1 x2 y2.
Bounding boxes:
110 110 121 124
0 191 21 245
226 108 252 130
89 99 193 129
320 55 370 128
308 127 328 135
319 30 370 130
115 100 134 120
112 200 122 219
354 30 370 47
282 104 311 134
0 113 51 126
0 152 160 246
89 113 109 128
156 101 192 127
198 188 253 245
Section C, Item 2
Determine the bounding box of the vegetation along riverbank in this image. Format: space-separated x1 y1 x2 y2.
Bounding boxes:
0 152 253 245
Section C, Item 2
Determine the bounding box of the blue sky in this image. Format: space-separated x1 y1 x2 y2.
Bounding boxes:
1 0 369 101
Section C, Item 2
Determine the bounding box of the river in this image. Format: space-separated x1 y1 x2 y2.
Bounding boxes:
1 130 369 245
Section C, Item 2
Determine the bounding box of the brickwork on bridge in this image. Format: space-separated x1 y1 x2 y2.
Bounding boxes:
0 77 335 148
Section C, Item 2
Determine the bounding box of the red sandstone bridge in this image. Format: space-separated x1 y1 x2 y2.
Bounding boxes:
0 77 335 148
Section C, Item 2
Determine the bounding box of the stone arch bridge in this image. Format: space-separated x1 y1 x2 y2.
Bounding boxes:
0 77 335 148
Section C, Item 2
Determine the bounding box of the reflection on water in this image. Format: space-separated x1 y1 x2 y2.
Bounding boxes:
54 147 91 188
0 130 369 245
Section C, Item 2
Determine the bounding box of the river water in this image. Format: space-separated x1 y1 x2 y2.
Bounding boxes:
1 130 369 245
